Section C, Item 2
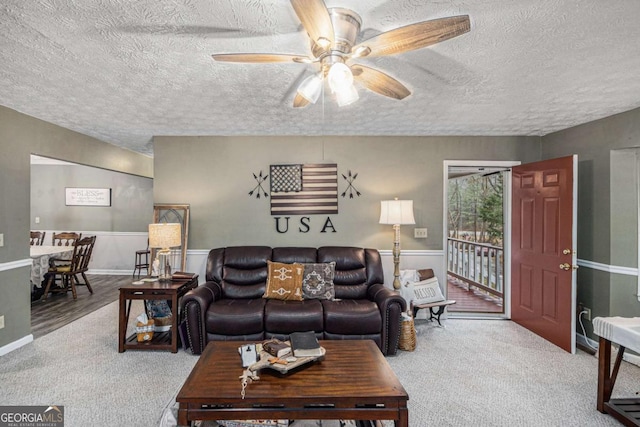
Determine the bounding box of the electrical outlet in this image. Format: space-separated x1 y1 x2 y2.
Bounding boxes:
35 216 40 224
584 307 591 321
0 233 3 247
414 228 428 238
0 315 4 329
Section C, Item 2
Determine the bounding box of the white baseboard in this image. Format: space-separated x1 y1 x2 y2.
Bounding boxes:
625 352 640 367
0 334 33 356
577 332 640 367
576 332 599 352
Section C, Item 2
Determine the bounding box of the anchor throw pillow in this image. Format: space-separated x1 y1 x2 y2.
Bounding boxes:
263 261 304 301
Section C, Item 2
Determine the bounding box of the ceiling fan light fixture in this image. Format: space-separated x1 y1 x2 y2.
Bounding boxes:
297 73 323 104
327 62 353 93
335 84 359 107
210 3 471 109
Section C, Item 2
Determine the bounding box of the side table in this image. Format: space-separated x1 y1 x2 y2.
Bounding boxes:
594 316 640 426
118 274 198 353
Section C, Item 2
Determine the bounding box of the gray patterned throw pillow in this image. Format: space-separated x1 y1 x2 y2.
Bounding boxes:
302 262 336 300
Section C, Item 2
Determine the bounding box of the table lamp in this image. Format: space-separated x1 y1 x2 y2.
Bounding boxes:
148 223 182 280
379 199 415 289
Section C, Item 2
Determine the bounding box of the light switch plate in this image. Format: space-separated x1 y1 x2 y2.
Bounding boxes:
0 233 3 247
414 228 428 238
0 315 4 329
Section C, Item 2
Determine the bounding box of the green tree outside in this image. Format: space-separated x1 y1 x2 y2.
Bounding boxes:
448 173 504 246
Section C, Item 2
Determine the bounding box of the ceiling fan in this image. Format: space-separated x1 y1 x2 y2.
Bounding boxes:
211 0 471 108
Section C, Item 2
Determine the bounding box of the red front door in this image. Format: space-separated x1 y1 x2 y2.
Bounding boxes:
511 155 577 353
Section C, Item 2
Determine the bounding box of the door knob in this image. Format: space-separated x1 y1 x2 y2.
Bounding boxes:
562 249 573 255
559 263 571 271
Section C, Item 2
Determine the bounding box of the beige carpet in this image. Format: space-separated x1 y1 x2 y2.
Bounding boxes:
1 300 639 427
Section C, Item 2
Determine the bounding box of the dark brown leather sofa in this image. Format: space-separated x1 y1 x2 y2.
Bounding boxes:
181 246 407 356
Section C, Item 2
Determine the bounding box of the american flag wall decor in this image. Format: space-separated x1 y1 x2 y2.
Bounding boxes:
270 163 338 215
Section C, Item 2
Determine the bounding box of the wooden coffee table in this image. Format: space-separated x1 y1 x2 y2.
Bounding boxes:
176 340 409 426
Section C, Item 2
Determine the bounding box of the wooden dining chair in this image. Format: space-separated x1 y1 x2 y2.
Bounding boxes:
72 235 97 291
42 236 96 300
52 232 81 247
30 231 46 246
48 232 81 271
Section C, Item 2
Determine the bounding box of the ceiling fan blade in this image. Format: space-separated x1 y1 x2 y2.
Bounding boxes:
351 64 411 100
352 15 470 58
212 53 309 63
293 92 311 108
290 0 334 49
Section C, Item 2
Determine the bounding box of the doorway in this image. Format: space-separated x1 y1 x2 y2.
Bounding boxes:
443 160 519 319
443 157 578 353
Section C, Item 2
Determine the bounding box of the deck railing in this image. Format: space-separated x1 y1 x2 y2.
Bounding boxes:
447 237 504 298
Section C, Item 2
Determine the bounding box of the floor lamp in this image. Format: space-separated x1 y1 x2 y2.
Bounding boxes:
379 199 415 289
148 223 182 280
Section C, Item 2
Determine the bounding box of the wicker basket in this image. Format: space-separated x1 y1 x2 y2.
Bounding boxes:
135 318 155 342
153 315 173 332
398 314 416 351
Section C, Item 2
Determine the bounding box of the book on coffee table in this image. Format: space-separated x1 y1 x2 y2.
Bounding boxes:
289 331 323 357
262 339 291 358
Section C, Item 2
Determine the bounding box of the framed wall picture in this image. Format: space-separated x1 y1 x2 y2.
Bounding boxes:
65 187 112 206
152 204 190 272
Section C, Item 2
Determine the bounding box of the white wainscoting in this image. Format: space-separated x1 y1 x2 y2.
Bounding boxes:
37 230 149 275
185 249 210 284
378 249 445 288
1 232 148 276
88 231 149 273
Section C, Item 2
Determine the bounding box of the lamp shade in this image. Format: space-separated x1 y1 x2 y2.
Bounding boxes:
379 200 415 225
148 223 181 249
297 73 323 104
335 84 359 107
327 62 353 93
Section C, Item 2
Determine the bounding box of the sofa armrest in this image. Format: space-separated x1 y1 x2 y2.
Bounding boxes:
181 281 221 354
368 284 407 356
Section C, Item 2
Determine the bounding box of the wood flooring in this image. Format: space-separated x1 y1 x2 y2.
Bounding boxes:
30 274 133 338
447 275 504 314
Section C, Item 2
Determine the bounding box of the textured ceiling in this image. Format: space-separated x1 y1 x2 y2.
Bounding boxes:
2 0 640 156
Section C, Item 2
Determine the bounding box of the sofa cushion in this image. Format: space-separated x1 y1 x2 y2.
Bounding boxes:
209 246 272 299
318 247 369 299
322 299 381 335
263 261 304 301
206 298 266 335
302 262 336 300
273 247 317 264
264 299 323 334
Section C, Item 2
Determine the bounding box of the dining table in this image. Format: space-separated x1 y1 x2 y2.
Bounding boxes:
29 245 74 287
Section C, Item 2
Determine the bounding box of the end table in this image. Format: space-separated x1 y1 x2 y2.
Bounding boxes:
118 274 198 353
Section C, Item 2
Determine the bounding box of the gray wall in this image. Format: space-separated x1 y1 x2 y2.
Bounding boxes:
153 135 541 251
0 106 153 349
7 100 640 349
541 108 640 330
31 163 153 232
